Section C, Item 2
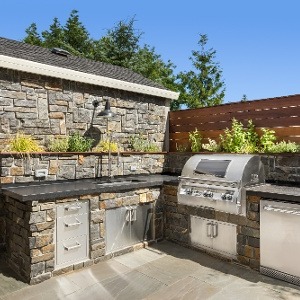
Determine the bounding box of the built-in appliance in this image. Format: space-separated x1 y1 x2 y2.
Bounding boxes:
178 154 265 216
55 200 89 269
261 200 300 286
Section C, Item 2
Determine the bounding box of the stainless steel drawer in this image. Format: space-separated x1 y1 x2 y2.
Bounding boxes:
56 214 88 242
56 235 88 267
57 201 88 218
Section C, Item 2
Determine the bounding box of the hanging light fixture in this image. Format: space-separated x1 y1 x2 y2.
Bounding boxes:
97 99 115 118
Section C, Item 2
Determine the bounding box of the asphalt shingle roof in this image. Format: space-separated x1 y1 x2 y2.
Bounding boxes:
0 37 166 90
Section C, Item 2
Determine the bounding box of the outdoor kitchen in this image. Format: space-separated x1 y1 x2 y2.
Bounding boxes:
0 36 300 293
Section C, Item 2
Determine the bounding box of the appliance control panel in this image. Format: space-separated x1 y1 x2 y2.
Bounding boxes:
179 185 237 202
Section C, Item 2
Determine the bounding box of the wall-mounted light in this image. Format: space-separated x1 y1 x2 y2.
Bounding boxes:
97 99 115 118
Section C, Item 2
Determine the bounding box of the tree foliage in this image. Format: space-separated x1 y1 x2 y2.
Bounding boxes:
177 34 225 109
23 12 226 110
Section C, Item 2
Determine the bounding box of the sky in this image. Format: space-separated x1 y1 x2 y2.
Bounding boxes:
1 0 300 103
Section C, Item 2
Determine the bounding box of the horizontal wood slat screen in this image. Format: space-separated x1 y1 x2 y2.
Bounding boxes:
169 94 300 151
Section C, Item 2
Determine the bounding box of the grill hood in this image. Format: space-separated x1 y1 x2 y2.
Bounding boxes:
181 154 265 186
178 154 265 216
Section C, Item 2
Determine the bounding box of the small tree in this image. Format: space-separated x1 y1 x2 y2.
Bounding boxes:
23 23 43 46
177 34 225 109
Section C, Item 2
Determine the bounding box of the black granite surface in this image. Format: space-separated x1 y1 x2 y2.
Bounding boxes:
0 174 179 202
246 184 300 203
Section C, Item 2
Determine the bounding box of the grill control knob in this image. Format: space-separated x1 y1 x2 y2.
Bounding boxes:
221 193 227 200
226 194 233 201
204 190 213 197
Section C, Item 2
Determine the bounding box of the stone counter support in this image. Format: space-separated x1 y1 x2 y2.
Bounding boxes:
3 187 162 284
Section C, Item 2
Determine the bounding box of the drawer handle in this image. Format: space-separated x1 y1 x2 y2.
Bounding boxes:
64 218 82 227
65 204 82 211
64 242 81 251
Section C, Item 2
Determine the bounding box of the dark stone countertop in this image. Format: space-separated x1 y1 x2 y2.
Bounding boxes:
1 174 179 202
246 184 300 203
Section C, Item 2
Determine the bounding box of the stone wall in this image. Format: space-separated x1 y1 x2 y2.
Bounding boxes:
0 68 170 152
164 153 300 184
3 187 161 284
163 185 260 270
0 153 165 184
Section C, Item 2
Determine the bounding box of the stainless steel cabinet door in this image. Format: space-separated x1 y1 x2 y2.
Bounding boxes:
261 200 300 278
105 204 153 254
105 206 130 254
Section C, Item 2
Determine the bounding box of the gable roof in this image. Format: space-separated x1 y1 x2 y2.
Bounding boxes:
0 37 179 100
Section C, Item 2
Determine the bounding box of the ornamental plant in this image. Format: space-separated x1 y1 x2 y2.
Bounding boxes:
93 139 119 152
6 132 43 153
219 119 259 153
189 128 202 152
47 136 69 152
67 131 94 152
129 133 159 152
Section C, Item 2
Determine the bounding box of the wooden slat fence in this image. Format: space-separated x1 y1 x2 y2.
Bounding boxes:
169 94 300 152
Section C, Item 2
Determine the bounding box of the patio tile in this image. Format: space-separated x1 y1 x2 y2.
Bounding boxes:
136 255 202 285
1 275 80 300
96 269 166 300
64 259 131 289
145 276 221 300
112 248 166 269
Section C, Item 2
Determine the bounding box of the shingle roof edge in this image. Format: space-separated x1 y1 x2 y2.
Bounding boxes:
0 54 179 100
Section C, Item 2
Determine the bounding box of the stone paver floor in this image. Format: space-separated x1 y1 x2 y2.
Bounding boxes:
1 240 300 299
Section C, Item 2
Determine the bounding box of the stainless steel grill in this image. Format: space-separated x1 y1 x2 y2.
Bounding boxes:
178 154 265 215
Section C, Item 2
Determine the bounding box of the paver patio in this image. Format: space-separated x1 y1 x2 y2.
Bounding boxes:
1 240 300 300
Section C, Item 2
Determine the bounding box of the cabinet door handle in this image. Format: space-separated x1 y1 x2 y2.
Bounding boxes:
212 223 218 238
131 208 137 221
64 242 81 251
126 206 132 222
65 204 82 211
206 222 212 238
64 218 81 227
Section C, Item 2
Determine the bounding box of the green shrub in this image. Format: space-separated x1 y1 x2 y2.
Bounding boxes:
264 140 299 153
47 136 69 152
67 132 94 152
93 139 119 152
7 132 43 152
129 134 159 152
189 128 202 152
219 119 259 153
202 138 220 152
259 128 277 152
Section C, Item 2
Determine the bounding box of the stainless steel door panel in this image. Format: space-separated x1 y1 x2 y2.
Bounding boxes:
106 207 130 254
212 221 237 257
190 216 213 249
190 216 237 258
105 204 153 254
130 204 152 244
57 214 88 241
57 201 88 218
261 200 300 278
56 235 88 267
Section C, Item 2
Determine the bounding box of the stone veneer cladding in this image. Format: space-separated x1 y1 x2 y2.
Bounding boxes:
3 187 162 284
0 153 165 184
0 68 170 152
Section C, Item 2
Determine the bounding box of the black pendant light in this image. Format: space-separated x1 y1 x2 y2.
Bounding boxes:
97 99 115 118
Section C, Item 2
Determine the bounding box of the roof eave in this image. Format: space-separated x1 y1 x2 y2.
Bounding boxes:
0 54 180 100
